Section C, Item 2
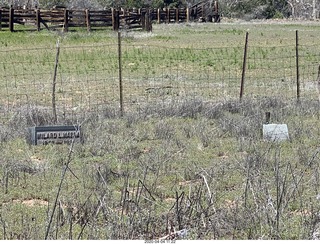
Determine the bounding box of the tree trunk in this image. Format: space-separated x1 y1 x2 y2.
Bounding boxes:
287 1 295 18
313 0 316 20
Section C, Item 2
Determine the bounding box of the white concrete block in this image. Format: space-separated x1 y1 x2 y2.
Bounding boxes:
263 124 289 142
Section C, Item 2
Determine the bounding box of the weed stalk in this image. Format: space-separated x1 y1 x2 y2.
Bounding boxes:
44 139 75 240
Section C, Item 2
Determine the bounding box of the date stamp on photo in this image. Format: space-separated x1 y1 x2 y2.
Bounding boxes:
144 239 176 244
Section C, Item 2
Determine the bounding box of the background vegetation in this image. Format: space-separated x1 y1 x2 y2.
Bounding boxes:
0 20 320 240
1 0 319 19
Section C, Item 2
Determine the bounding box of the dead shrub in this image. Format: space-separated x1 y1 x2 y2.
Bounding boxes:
0 125 11 143
8 105 53 138
135 98 204 119
154 120 176 140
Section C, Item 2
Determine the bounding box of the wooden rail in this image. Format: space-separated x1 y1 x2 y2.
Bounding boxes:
0 7 152 32
0 1 220 32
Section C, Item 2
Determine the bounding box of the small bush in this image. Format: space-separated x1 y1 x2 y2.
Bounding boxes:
8 105 53 137
0 125 10 143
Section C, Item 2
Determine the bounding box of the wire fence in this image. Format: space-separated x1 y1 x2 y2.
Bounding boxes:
1 29 320 124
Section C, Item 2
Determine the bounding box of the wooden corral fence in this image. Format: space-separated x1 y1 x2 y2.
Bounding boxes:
0 1 219 32
0 7 151 32
189 0 220 22
122 1 220 24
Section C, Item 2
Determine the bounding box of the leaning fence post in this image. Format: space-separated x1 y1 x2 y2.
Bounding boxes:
9 6 14 32
52 39 60 124
296 30 300 103
118 31 124 116
240 32 249 102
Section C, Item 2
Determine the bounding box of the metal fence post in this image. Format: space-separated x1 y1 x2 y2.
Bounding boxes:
52 39 60 124
296 30 300 103
240 32 249 102
118 31 124 116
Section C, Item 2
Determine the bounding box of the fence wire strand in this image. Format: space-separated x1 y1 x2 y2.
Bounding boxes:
1 32 320 123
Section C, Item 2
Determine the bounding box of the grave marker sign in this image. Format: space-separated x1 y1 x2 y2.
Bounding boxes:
27 125 82 145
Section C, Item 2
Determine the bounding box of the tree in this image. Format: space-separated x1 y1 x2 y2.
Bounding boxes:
151 0 164 8
94 0 120 8
126 0 144 8
0 0 317 19
220 0 292 19
67 0 102 9
164 0 181 7
38 0 69 8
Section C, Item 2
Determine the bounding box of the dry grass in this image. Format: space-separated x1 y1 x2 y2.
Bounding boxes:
1 21 320 240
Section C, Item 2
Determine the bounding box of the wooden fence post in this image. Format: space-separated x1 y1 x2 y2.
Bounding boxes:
176 8 179 23
186 7 189 22
214 1 218 15
145 9 152 32
35 7 40 31
112 8 119 31
9 6 14 32
157 8 160 23
116 10 120 31
166 8 170 23
63 9 69 32
85 9 91 32
141 10 146 30
202 3 204 19
265 112 271 124
112 8 115 30
0 9 2 30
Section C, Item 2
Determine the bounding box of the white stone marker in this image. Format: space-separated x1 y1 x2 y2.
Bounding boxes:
263 124 289 142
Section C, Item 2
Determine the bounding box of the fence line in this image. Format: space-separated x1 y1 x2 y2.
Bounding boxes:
0 2 220 33
1 30 320 123
0 7 151 32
